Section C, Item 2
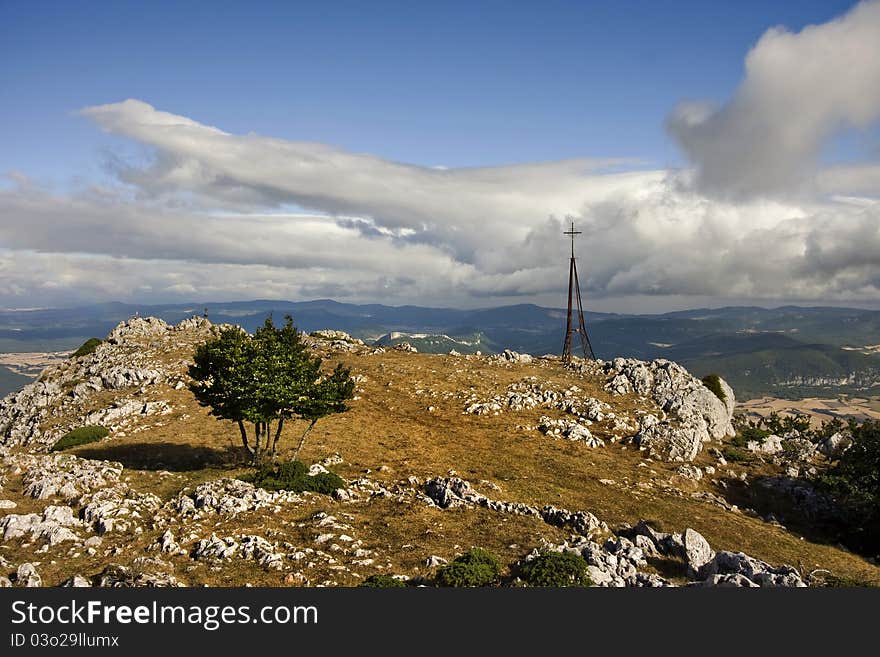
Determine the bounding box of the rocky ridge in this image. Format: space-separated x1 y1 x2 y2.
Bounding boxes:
0 317 215 448
0 317 850 588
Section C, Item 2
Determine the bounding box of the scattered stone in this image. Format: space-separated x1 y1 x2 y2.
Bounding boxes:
538 416 604 447
675 465 703 481
61 575 92 587
175 478 301 517
747 434 783 454
95 564 182 588
0 505 84 544
14 563 42 587
19 454 123 501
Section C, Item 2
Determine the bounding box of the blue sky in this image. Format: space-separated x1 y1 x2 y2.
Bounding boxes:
1 0 857 179
0 0 878 311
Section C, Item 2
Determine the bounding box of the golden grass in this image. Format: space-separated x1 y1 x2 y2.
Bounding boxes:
3 345 877 587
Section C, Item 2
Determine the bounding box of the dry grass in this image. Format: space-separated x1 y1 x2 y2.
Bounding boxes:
4 344 879 587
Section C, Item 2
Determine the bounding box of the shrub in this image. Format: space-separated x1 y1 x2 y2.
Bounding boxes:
765 411 811 436
812 417 848 443
519 551 592 587
732 425 769 448
435 548 500 587
241 459 346 494
72 338 102 358
50 425 109 451
359 574 407 588
813 420 880 554
721 445 752 463
701 374 726 403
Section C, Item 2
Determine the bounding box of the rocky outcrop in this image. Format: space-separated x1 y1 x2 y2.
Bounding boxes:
425 476 607 537
174 478 303 517
627 522 806 587
697 551 806 587
15 453 123 501
538 416 604 447
600 358 735 462
192 533 286 570
0 505 84 545
818 432 852 458
0 316 215 448
747 434 784 455
635 414 702 462
81 485 162 534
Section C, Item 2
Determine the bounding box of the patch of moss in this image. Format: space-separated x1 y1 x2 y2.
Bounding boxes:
50 425 109 451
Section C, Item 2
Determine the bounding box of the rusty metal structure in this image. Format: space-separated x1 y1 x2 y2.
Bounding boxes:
561 219 596 362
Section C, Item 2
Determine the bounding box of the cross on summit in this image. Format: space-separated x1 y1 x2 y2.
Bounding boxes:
564 220 581 259
561 218 596 362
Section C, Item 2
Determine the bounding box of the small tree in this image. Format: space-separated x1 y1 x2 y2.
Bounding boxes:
189 316 355 461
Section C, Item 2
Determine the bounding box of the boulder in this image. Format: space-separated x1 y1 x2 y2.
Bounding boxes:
602 358 736 460
682 528 714 576
635 415 702 462
62 575 92 587
698 551 806 587
15 563 42 587
818 432 852 458
747 434 783 454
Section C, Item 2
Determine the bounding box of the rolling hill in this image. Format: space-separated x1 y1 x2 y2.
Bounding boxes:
1 300 878 400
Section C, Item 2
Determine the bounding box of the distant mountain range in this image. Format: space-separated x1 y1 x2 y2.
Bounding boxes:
1 300 879 400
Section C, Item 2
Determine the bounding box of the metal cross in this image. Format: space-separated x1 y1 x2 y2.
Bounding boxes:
563 219 581 258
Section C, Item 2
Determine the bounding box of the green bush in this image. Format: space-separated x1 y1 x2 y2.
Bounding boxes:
435 548 500 587
359 574 407 588
701 374 726 403
732 425 770 448
519 551 592 587
50 425 109 451
72 338 102 358
765 411 811 436
812 417 847 443
721 445 752 463
814 420 880 554
241 459 346 494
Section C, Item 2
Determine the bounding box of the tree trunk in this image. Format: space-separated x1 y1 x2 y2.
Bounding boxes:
271 418 285 456
292 419 317 461
237 420 254 456
253 421 262 458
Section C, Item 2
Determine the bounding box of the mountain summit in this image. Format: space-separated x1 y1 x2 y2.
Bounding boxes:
0 316 876 587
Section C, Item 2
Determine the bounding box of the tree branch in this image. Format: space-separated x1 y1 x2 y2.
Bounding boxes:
292 418 317 461
237 420 254 455
271 417 285 456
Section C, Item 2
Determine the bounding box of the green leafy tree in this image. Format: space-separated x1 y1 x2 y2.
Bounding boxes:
189 316 355 461
815 419 880 552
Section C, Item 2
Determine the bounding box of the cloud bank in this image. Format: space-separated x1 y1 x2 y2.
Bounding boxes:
1 2 879 311
667 0 880 198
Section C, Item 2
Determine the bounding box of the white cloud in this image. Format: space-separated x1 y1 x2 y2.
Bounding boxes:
667 0 880 198
3 3 880 312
